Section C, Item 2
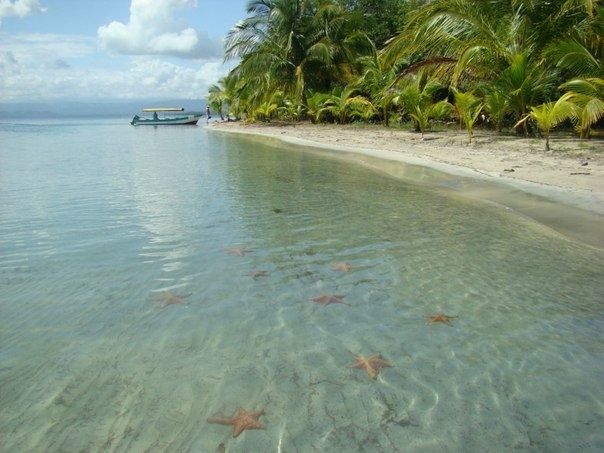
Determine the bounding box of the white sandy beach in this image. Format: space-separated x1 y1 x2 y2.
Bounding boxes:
210 121 604 215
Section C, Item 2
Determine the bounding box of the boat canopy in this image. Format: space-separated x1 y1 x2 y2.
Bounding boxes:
142 107 185 112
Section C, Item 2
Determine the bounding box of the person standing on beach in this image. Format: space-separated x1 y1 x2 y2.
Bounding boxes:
205 106 211 123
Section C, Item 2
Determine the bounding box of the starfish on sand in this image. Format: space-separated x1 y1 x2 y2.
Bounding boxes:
350 354 393 379
207 407 265 437
310 294 348 306
330 262 351 272
428 313 457 325
147 291 191 308
225 247 252 256
245 270 269 279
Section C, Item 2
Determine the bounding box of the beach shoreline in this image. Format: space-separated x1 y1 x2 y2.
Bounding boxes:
209 121 604 247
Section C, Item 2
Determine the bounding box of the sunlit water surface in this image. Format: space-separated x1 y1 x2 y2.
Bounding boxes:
1 119 603 452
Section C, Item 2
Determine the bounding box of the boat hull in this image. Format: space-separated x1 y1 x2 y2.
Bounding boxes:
131 115 201 126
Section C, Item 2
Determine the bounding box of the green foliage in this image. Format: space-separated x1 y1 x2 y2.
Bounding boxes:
515 93 578 151
208 0 603 140
316 85 376 123
453 88 484 142
395 76 452 136
563 78 604 138
339 0 408 48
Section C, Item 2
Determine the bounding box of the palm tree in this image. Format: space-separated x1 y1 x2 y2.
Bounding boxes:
563 78 604 138
305 91 330 123
381 0 590 132
453 89 484 143
355 39 401 125
222 0 369 118
480 84 510 133
515 93 578 151
207 77 231 120
317 85 375 123
396 75 452 137
494 52 558 135
546 6 604 138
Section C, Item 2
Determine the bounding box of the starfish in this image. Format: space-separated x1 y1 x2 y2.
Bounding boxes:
245 270 269 279
330 262 351 272
207 407 265 437
225 246 252 256
310 294 348 306
350 354 393 380
148 291 191 308
428 313 457 325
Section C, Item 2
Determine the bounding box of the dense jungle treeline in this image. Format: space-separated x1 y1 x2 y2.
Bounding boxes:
207 0 604 148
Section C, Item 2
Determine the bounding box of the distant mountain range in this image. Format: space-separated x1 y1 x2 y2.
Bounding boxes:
0 100 207 119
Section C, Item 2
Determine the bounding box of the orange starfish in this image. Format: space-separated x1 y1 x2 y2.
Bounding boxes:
225 247 252 256
350 354 393 379
207 407 265 437
330 262 351 272
310 294 348 306
147 291 191 308
428 313 457 325
245 270 269 279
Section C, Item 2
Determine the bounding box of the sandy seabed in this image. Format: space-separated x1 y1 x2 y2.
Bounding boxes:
210 121 604 247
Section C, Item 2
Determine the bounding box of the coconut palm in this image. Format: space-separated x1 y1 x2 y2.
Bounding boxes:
453 89 484 143
355 39 402 125
305 91 330 123
317 85 375 123
396 76 452 137
546 6 604 138
480 84 510 133
223 0 370 117
563 78 604 138
381 0 590 131
515 93 578 151
207 77 232 120
495 52 558 135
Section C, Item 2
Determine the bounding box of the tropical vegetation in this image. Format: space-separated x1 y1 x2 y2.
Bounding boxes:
207 0 604 145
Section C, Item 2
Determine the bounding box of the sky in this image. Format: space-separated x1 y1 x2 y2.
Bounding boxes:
0 0 249 103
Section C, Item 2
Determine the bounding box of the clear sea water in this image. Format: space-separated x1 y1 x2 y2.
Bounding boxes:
1 118 603 453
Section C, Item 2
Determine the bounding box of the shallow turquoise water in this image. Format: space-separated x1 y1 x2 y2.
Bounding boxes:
1 119 603 452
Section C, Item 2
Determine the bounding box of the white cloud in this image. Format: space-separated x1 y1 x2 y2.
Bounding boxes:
0 31 230 101
98 0 223 59
0 0 46 19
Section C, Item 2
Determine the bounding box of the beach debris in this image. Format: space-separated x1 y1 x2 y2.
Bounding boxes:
350 354 393 379
310 294 348 306
570 172 590 175
207 407 265 437
503 168 515 172
428 313 457 325
225 246 253 256
147 290 191 308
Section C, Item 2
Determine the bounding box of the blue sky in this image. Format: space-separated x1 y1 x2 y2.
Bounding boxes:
0 0 249 102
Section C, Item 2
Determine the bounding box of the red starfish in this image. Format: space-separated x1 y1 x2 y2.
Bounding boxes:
350 354 393 379
428 313 457 325
310 294 348 306
225 246 252 256
245 270 269 279
330 262 351 272
147 291 191 308
207 407 265 437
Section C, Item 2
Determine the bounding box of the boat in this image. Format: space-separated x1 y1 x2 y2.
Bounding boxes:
130 107 201 125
